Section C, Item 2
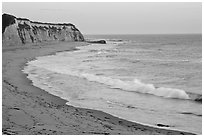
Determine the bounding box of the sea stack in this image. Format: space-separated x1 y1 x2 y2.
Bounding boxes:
2 13 84 46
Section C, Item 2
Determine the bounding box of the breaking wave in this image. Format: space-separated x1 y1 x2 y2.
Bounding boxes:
78 73 190 100
24 61 190 100
81 73 202 102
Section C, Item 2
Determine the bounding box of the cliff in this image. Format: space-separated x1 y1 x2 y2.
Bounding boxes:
2 13 84 46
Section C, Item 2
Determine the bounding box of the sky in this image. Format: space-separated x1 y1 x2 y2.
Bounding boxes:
2 2 202 34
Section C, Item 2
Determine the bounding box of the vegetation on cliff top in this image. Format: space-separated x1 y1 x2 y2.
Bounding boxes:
2 13 16 33
2 13 79 33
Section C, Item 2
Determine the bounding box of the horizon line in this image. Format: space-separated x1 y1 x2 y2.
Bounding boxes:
84 33 202 35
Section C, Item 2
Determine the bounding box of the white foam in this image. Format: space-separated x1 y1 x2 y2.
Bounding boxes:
79 73 190 100
24 61 190 100
23 39 190 100
28 61 189 100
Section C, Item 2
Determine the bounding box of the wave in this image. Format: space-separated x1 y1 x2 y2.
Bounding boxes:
24 50 200 102
79 73 190 100
24 59 193 101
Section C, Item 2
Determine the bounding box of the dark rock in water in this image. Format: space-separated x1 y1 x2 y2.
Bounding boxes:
98 40 106 44
127 105 136 109
87 40 106 44
156 123 170 127
194 95 202 103
180 112 202 117
188 93 202 103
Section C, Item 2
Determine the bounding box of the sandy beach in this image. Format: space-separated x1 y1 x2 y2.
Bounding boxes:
2 41 195 135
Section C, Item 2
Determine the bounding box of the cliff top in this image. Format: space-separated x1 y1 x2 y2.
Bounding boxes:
2 13 76 33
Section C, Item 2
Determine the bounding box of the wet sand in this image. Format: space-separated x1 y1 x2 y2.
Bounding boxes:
2 41 195 135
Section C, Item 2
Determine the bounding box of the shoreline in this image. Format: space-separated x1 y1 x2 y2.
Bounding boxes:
2 41 195 135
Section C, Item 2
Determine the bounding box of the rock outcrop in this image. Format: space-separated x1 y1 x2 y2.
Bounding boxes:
2 13 84 46
87 40 106 44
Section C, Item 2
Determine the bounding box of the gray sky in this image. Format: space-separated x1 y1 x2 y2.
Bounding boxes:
2 2 202 34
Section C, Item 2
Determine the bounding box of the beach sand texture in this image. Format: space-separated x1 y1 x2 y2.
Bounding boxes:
2 41 195 135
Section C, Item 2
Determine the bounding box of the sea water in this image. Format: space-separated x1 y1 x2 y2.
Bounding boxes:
23 34 202 134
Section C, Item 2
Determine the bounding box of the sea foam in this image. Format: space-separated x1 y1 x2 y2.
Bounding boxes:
24 58 190 100
29 61 189 100
79 73 190 99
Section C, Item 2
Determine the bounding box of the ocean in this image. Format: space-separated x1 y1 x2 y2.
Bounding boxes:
23 34 202 134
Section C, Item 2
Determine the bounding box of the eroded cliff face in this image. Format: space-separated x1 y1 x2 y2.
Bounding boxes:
2 13 84 46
